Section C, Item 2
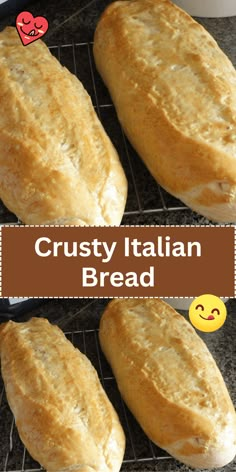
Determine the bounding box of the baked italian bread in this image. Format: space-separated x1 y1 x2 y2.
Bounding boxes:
94 0 236 223
0 318 125 472
0 27 127 225
99 299 236 469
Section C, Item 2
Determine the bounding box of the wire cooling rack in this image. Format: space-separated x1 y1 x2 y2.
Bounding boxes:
0 328 172 472
0 41 190 225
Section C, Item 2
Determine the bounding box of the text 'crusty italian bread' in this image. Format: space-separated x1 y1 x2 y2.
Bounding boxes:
0 26 127 225
99 299 236 469
0 318 125 472
94 0 236 222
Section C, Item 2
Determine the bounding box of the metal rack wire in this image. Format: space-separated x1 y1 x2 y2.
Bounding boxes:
0 41 190 225
0 328 172 472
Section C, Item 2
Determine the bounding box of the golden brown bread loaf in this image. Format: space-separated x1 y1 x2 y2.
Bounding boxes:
94 0 236 223
99 299 236 469
0 27 127 225
0 318 125 472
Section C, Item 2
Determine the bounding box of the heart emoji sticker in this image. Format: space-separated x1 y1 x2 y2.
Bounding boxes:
16 11 49 46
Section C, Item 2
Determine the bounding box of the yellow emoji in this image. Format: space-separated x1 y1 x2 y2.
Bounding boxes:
189 294 227 333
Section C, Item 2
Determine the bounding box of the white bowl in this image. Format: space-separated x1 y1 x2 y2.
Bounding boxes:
172 0 236 17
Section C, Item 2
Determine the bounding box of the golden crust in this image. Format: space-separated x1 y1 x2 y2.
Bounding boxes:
0 27 127 225
0 318 125 472
99 299 236 468
93 0 236 222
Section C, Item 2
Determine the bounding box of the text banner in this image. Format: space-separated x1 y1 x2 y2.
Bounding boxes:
1 226 234 297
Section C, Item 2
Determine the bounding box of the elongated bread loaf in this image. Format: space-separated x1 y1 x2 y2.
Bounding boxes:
99 299 236 469
0 318 125 472
94 0 236 223
0 27 127 225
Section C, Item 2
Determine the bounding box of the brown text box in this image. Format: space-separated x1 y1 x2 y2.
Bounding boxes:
1 226 234 297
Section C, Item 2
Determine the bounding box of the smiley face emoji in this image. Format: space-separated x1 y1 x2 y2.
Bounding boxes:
16 12 49 46
189 294 227 333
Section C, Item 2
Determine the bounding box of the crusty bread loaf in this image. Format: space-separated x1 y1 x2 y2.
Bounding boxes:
94 0 236 223
0 318 125 472
0 27 127 225
99 299 236 469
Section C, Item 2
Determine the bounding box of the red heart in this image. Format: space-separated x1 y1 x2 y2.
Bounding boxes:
16 11 49 46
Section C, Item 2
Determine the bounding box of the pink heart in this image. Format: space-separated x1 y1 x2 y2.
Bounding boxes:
16 11 49 46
